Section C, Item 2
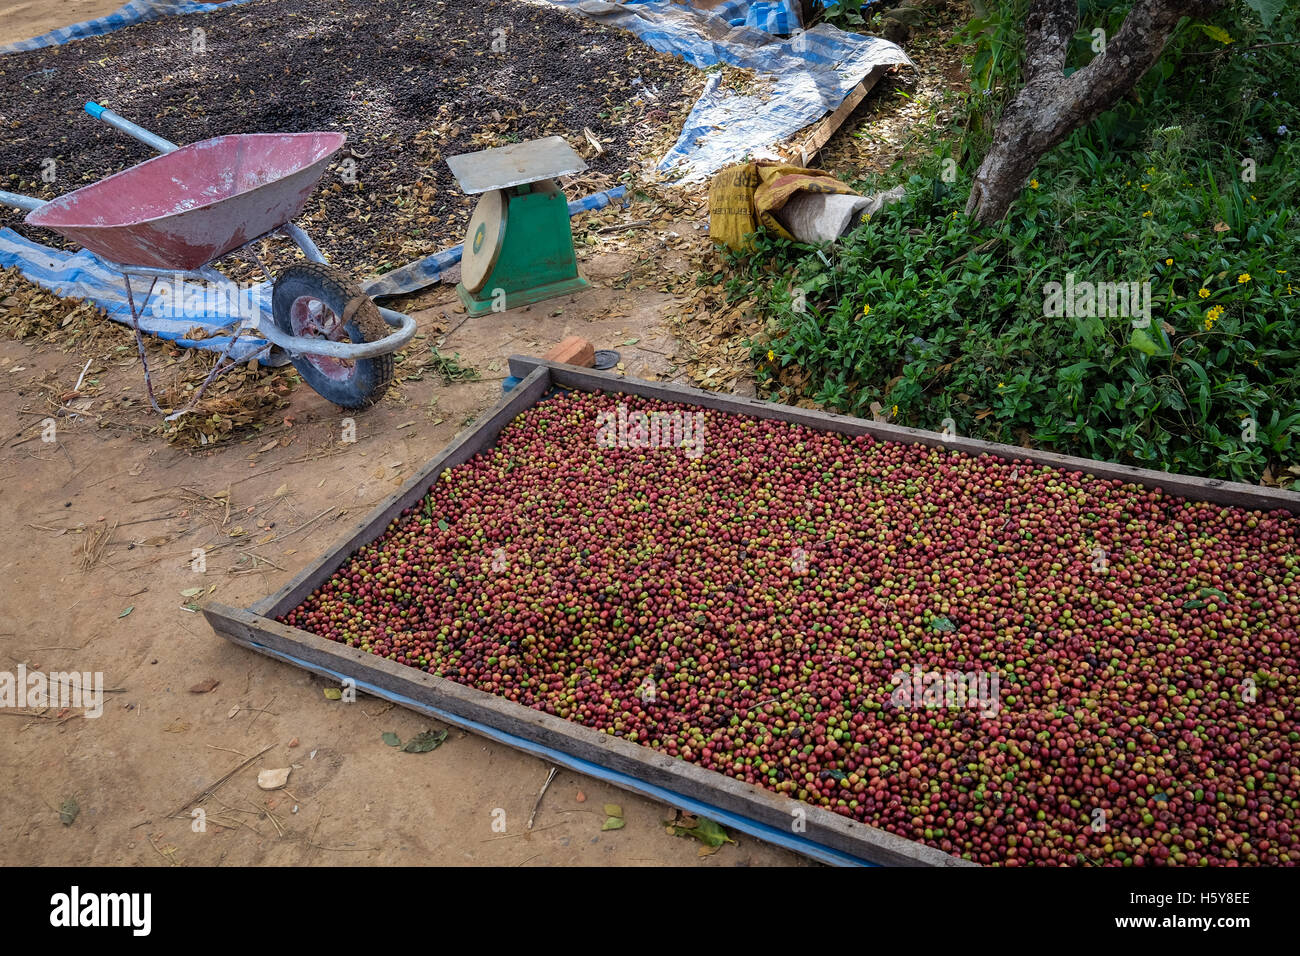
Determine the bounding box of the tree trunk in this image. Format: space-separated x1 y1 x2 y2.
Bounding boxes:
966 0 1226 224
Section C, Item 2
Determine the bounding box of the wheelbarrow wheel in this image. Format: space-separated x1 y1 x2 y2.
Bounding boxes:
271 262 393 409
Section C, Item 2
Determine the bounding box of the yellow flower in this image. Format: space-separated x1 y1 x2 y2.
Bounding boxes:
997 382 1006 389
1142 211 1152 217
1029 179 1039 190
861 303 871 316
891 404 898 417
767 349 775 362
1238 273 1251 284
1203 317 1214 331
1277 269 1288 274
1140 183 1148 191
1205 305 1225 323
1165 258 1173 265
1197 288 1210 298
1146 167 1155 175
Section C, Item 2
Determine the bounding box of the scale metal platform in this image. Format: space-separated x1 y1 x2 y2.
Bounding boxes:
446 137 590 316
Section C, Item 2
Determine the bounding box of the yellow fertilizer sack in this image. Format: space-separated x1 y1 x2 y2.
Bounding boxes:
708 160 861 251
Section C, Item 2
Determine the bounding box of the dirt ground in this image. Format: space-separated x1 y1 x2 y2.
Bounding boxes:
0 0 124 47
0 229 812 865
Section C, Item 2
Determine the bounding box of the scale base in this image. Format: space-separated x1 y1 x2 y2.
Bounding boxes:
456 274 590 317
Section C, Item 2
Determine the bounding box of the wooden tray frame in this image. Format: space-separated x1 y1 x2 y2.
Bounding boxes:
204 357 1300 867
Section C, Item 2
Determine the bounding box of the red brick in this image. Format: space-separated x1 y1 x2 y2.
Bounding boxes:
542 335 595 367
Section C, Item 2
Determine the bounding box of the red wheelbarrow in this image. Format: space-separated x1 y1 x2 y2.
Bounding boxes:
0 102 416 417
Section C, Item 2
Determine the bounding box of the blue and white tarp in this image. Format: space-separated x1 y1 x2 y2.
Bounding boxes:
0 188 627 349
0 226 277 362
0 1 255 54
545 1 911 180
705 0 804 35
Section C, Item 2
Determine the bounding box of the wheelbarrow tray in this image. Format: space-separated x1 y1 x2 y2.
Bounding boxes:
25 131 346 271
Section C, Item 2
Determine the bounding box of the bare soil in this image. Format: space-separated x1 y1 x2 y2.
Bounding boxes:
0 0 124 48
0 237 808 866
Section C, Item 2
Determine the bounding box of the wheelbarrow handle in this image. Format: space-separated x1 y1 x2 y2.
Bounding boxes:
0 188 46 213
84 101 179 155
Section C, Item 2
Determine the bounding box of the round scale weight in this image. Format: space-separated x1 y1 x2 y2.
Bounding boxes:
460 189 507 294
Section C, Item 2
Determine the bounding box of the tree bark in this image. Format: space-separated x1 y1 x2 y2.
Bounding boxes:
966 0 1226 224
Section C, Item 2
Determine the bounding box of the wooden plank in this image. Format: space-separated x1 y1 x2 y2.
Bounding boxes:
249 366 553 619
796 68 886 168
204 602 970 867
509 356 1300 514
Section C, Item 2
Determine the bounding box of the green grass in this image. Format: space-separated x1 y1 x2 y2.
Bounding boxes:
730 3 1299 484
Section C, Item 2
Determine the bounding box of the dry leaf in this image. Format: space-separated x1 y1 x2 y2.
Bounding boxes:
257 767 291 790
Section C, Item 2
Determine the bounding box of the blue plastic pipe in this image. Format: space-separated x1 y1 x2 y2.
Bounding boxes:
84 100 179 154
247 639 874 867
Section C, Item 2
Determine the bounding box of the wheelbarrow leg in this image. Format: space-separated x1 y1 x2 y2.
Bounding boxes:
122 276 167 416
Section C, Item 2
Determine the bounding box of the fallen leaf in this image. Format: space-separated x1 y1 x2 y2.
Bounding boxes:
602 816 626 831
59 797 79 826
257 767 291 790
180 587 203 598
401 729 448 753
189 678 220 694
670 816 734 848
118 606 134 618
604 803 623 819
274 483 290 497
323 687 342 700
382 732 401 747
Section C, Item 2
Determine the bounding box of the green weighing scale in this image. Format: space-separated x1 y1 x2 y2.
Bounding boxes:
446 137 591 316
